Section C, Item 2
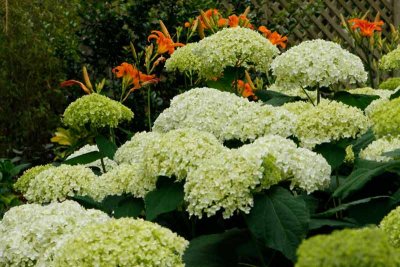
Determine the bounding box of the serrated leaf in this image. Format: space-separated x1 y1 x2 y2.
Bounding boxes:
245 186 309 261
145 180 184 221
63 151 103 165
184 229 249 267
95 135 117 160
333 91 379 110
314 143 345 170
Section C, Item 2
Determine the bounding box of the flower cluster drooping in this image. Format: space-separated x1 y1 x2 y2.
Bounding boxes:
153 87 295 142
370 96 400 137
287 100 370 148
52 218 189 267
0 201 109 267
22 165 97 204
295 228 400 267
63 93 133 130
380 45 400 71
271 39 367 89
360 136 400 162
380 206 400 248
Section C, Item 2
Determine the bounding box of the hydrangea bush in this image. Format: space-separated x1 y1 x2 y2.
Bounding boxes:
380 206 400 248
370 96 400 137
380 45 400 71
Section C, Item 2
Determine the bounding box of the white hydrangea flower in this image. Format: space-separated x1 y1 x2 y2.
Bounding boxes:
0 201 109 267
292 99 370 148
153 87 295 142
24 165 97 204
271 39 367 89
189 27 279 79
282 101 314 115
52 218 188 267
67 144 117 172
360 137 400 162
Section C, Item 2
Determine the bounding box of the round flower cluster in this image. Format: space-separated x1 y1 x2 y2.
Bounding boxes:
380 206 400 248
52 218 189 267
14 164 53 195
153 87 295 142
0 201 109 267
67 144 117 172
369 96 400 137
380 45 400 71
23 164 97 203
190 27 279 79
63 93 133 130
282 101 314 115
90 163 156 201
165 42 202 74
184 135 330 218
379 77 400 90
360 136 400 162
291 99 370 148
271 39 367 89
295 228 400 267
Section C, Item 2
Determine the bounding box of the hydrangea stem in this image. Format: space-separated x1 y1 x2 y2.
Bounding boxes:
317 87 321 105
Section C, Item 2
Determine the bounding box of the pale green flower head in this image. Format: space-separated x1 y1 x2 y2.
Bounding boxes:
165 42 202 74
0 201 109 267
344 145 355 164
380 45 400 71
153 87 295 142
380 206 400 247
296 227 400 267
63 93 133 130
379 77 400 90
370 96 400 137
52 218 189 267
271 39 367 89
14 164 53 194
360 136 400 162
293 99 370 148
191 27 279 79
282 101 314 116
24 164 97 204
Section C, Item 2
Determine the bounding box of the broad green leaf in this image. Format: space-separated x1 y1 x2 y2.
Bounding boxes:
95 135 117 160
71 195 102 210
314 196 388 218
389 187 400 206
9 163 30 177
184 229 249 267
245 186 309 261
333 91 379 110
145 180 184 221
113 197 144 218
255 90 301 106
389 88 400 100
351 129 375 155
206 66 241 92
63 151 103 165
382 149 400 158
314 143 345 170
309 218 357 230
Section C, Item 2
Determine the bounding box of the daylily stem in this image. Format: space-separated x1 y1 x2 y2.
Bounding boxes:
147 87 152 131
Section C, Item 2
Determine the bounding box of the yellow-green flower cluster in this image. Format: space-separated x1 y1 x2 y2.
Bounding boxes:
14 164 53 195
344 145 355 164
190 27 279 79
184 135 330 218
379 77 400 90
52 218 189 267
380 45 400 71
282 101 314 116
271 39 367 89
296 228 400 267
165 42 202 74
0 201 109 267
290 100 370 148
380 206 400 248
153 87 295 142
67 144 117 172
360 136 400 162
23 164 97 203
63 93 133 130
370 97 400 137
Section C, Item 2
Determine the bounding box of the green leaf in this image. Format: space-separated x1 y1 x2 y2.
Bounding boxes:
351 129 375 155
71 195 102 210
95 135 117 160
382 149 400 158
333 91 379 110
63 151 103 165
9 163 30 177
184 229 249 267
389 88 400 100
314 143 345 170
113 197 144 218
309 218 358 230
314 196 389 217
206 66 241 92
255 90 301 106
145 179 184 221
245 186 309 261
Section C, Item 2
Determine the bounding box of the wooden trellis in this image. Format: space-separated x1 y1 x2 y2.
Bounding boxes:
255 0 400 45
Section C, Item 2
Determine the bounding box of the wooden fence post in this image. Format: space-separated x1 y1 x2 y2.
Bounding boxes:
394 0 400 27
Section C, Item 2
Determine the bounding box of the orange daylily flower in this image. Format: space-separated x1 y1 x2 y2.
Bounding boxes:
258 25 271 37
268 32 288 48
236 80 255 98
112 62 159 91
112 62 136 78
147 31 184 55
228 14 252 28
218 18 228 27
228 15 240 27
60 80 91 94
348 18 384 37
184 22 191 28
